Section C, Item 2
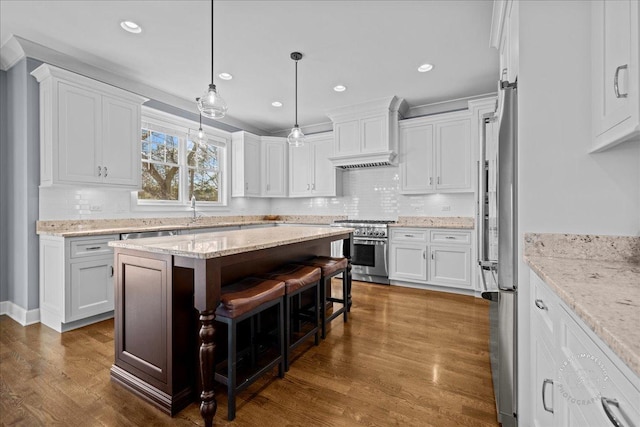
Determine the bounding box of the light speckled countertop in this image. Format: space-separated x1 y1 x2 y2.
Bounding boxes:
36 215 346 237
524 233 640 377
109 226 353 259
390 216 474 229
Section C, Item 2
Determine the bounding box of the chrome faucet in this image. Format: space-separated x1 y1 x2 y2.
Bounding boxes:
190 195 197 220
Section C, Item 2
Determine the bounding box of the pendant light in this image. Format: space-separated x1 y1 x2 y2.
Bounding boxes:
192 98 208 145
287 52 305 146
197 0 227 119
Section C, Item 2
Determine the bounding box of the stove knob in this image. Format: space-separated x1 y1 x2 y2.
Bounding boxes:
354 229 361 236
367 228 374 236
375 230 383 237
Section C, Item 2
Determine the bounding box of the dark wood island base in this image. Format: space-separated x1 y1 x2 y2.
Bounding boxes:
109 227 352 426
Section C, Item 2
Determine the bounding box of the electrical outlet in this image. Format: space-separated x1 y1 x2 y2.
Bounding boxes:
441 205 451 211
90 205 102 212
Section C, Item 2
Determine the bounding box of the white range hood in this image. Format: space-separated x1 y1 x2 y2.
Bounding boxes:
327 96 407 169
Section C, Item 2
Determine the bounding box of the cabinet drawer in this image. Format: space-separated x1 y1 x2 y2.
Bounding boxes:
70 236 117 259
530 272 557 341
430 230 471 245
390 229 428 242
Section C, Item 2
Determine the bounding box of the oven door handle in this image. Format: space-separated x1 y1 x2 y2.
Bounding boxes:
353 239 387 245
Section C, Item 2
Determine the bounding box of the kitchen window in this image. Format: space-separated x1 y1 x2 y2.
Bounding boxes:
136 107 227 207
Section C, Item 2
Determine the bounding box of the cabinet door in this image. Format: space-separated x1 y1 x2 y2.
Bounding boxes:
262 140 287 197
57 82 102 184
361 114 386 153
591 0 639 150
288 143 311 197
435 119 471 191
389 243 427 282
68 257 114 322
428 245 471 288
102 96 140 187
312 137 336 196
400 124 434 194
532 331 557 427
334 119 360 156
245 137 261 196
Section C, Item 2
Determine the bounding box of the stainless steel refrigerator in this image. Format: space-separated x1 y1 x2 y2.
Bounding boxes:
478 80 518 427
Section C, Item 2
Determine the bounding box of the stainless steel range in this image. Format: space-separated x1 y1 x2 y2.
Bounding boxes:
331 219 395 284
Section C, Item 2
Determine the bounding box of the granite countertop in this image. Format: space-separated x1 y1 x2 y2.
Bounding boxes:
36 215 346 237
109 226 354 259
524 233 640 377
390 216 475 229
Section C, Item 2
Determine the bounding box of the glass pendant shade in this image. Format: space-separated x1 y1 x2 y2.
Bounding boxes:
197 84 227 119
287 125 305 146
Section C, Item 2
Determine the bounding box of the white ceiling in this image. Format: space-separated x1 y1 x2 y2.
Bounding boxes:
0 0 499 135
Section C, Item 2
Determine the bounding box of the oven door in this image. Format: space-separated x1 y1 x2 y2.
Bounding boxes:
351 237 389 284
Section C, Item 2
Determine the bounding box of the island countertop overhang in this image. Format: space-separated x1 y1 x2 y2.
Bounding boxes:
108 226 354 259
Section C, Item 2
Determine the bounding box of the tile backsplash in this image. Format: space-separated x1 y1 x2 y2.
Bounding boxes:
39 166 474 220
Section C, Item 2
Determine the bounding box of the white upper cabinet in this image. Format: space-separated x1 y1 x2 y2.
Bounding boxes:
261 137 287 197
591 0 640 152
327 96 406 168
399 110 472 194
288 132 341 198
31 64 147 188
231 131 261 197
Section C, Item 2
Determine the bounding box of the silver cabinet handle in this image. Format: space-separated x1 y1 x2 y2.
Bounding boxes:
437 176 441 185
429 177 433 185
535 299 547 310
601 397 624 427
104 166 108 177
97 166 102 177
423 250 426 259
86 246 102 251
445 236 456 240
542 379 554 413
431 252 435 260
614 64 628 98
245 182 248 190
404 234 414 238
312 183 315 190
111 266 114 277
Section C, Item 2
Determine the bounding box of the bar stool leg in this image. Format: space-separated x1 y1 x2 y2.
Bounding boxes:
320 277 328 339
278 299 285 378
314 279 320 345
342 277 348 323
284 295 291 372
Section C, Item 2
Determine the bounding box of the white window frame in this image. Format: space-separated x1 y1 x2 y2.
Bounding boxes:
132 106 229 211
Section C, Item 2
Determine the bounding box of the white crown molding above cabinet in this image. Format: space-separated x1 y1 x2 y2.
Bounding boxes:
1 35 264 135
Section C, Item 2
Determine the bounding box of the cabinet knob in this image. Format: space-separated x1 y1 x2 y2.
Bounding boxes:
614 64 628 98
534 299 547 310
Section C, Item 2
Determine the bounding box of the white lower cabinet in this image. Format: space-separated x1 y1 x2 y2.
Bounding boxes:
389 228 473 292
529 270 640 427
40 234 118 332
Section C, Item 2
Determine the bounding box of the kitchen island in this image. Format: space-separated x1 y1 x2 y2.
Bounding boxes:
108 226 353 427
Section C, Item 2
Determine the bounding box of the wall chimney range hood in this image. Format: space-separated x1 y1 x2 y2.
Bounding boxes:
327 96 407 169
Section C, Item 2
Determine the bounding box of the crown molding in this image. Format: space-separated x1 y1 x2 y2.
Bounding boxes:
0 35 25 71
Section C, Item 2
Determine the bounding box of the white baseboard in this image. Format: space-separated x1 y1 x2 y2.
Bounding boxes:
0 301 41 326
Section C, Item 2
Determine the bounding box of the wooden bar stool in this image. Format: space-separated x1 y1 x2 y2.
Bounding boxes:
214 277 286 421
261 264 321 371
299 256 348 339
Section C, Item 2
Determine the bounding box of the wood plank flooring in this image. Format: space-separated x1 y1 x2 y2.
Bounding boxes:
0 281 498 426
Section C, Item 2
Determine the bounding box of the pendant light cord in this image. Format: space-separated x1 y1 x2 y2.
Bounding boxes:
294 58 298 127
210 0 214 85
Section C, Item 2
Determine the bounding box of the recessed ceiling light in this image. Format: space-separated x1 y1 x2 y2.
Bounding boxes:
333 85 347 92
218 72 233 80
120 21 142 34
271 101 283 107
418 63 434 73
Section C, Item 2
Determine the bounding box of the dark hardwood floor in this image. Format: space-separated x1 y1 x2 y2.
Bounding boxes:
0 281 498 426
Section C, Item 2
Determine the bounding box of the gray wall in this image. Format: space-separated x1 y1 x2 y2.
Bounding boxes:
3 58 40 311
0 69 8 303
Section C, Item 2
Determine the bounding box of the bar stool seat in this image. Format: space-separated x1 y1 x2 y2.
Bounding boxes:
299 256 348 339
214 277 286 421
261 264 321 370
